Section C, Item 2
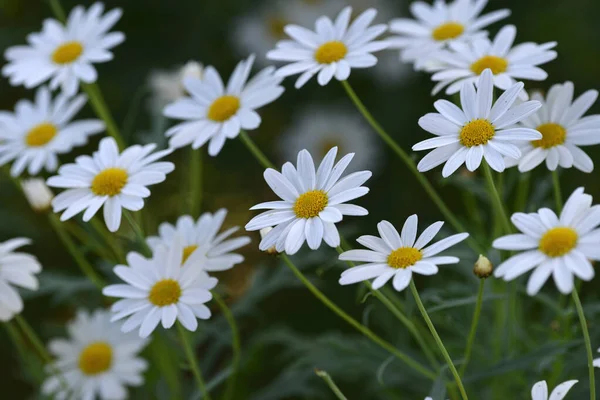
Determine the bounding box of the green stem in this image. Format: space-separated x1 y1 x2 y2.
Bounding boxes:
315 369 348 400
481 162 512 234
124 210 152 256
212 292 240 400
48 0 66 22
189 148 203 218
409 281 468 400
572 288 596 400
81 82 126 150
177 323 212 400
513 172 531 213
238 130 275 169
280 254 436 380
5 321 44 382
458 279 485 377
89 218 126 264
552 170 563 212
14 315 53 364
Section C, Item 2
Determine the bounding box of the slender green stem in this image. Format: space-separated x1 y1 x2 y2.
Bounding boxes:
238 130 275 169
124 211 152 257
177 323 212 400
89 218 126 263
514 172 531 213
189 148 203 218
572 288 596 400
5 322 44 382
481 162 512 234
48 0 67 22
458 279 485 377
315 369 348 400
409 281 468 400
212 292 240 400
552 170 563 212
81 82 126 150
15 315 53 364
280 254 436 380
48 214 106 289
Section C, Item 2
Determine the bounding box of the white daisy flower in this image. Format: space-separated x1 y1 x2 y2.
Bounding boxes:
388 0 510 70
425 25 557 98
504 82 600 173
21 178 54 213
41 309 149 400
245 147 371 255
0 86 104 177
531 380 577 400
3 2 125 96
493 188 599 295
0 238 42 321
146 209 251 272
47 137 174 232
163 54 284 156
338 216 468 291
413 69 542 177
278 105 381 173
266 6 389 88
148 61 204 111
594 347 600 368
103 236 217 338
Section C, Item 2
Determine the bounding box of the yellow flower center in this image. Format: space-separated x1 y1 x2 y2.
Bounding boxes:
539 227 578 257
532 123 567 149
207 95 240 122
459 119 496 147
52 41 84 64
470 55 509 75
432 22 465 41
387 247 423 269
91 168 128 197
148 279 182 307
182 245 199 264
314 41 348 64
268 16 289 39
293 190 328 219
25 123 57 147
78 342 113 375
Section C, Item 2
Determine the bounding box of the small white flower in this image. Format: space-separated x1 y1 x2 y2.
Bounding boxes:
426 25 557 98
505 82 600 172
0 86 104 177
0 238 42 321
147 209 251 272
103 236 217 338
267 6 389 88
531 380 577 400
41 309 149 400
494 188 599 295
245 147 371 255
413 69 542 177
339 216 468 291
21 178 54 212
47 137 174 232
594 347 600 368
388 0 510 69
148 61 204 110
163 54 284 155
3 2 124 96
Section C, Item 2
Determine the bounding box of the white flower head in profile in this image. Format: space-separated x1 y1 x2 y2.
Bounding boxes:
3 2 125 96
505 82 600 173
0 86 104 177
494 188 599 295
47 137 174 232
531 380 577 400
41 309 149 400
267 6 389 88
163 54 284 156
388 0 510 70
413 69 542 177
339 216 468 291
246 147 371 255
148 61 204 110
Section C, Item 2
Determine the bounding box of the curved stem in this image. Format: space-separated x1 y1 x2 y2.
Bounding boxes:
280 254 436 380
189 148 203 218
409 281 468 400
315 369 348 400
177 323 212 400
458 279 485 377
572 288 596 400
212 292 241 400
552 170 563 212
238 130 275 169
481 162 512 234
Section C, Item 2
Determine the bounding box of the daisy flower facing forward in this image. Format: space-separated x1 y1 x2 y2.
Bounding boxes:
494 188 599 295
0 86 104 177
266 6 389 88
388 0 510 69
413 69 542 177
103 236 217 338
426 25 557 97
147 209 251 272
245 147 371 255
3 2 124 96
163 54 284 156
339 216 468 291
47 137 174 232
0 238 42 321
505 82 600 172
531 380 577 400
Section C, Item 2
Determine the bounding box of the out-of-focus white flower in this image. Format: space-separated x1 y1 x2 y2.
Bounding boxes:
530 380 577 400
148 61 204 111
21 178 54 212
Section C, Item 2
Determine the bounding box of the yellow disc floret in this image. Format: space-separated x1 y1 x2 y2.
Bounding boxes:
91 168 128 197
539 227 578 257
314 41 348 64
52 41 84 64
207 95 240 122
470 55 508 75
387 247 423 269
25 123 57 147
182 245 199 264
293 190 328 219
148 279 182 307
459 119 496 147
532 123 567 149
78 342 113 375
432 22 465 41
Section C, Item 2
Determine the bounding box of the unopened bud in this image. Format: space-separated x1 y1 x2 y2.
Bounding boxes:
21 178 54 212
473 254 493 278
260 227 278 255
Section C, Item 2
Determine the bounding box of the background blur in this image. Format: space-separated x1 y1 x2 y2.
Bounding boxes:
1 0 600 398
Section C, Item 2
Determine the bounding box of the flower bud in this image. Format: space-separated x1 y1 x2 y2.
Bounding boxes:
260 227 278 255
473 254 493 278
21 178 54 212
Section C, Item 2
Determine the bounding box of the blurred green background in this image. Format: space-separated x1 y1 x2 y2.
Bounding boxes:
1 0 600 398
